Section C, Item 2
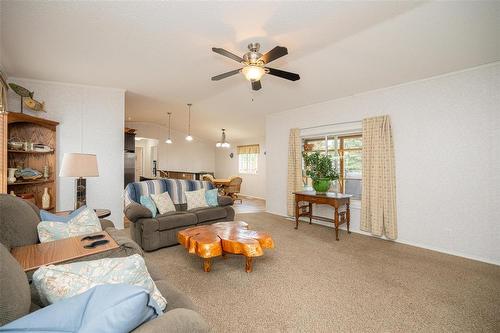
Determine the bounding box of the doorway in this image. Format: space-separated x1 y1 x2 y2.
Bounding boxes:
135 146 144 181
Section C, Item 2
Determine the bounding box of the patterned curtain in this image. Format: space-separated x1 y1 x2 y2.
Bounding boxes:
360 115 398 239
287 128 303 216
237 144 260 154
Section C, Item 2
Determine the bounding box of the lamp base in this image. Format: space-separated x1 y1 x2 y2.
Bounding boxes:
75 177 86 209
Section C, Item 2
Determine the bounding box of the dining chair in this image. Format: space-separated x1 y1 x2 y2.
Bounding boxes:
225 176 242 204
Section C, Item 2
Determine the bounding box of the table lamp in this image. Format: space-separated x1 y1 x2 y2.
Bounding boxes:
60 153 99 209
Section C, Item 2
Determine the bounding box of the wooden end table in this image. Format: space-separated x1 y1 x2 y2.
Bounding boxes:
55 209 111 219
293 191 352 241
178 221 274 273
10 231 119 272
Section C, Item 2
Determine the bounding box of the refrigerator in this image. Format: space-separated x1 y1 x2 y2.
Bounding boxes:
124 133 136 188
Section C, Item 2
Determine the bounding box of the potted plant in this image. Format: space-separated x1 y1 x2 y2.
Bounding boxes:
302 152 339 193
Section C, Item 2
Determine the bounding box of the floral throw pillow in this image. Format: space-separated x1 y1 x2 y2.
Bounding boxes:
32 254 167 311
37 207 102 243
185 188 208 210
150 192 176 214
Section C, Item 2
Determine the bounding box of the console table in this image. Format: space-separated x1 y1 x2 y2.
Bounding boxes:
293 191 352 241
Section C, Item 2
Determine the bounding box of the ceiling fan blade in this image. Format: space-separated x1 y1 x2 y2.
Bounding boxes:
211 69 241 81
266 67 300 81
259 46 288 64
252 80 262 91
212 47 244 63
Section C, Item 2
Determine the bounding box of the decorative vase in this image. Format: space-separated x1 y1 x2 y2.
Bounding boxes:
7 168 17 184
42 187 50 209
312 178 331 193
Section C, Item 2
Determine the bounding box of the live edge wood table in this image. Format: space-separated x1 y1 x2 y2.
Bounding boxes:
11 231 119 272
178 221 274 273
293 191 352 241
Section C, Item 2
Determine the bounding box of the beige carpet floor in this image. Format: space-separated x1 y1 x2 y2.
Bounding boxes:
140 212 500 332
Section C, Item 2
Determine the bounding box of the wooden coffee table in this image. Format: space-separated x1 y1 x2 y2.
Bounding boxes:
178 221 274 273
11 231 119 272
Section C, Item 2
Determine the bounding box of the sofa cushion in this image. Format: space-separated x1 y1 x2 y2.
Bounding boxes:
189 207 228 223
151 192 176 214
185 189 208 210
0 284 162 333
0 194 40 249
140 195 158 218
37 207 102 243
32 254 166 311
39 205 87 223
0 244 31 326
157 211 197 231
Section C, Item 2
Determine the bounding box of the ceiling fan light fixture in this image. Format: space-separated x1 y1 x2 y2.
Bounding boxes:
242 65 265 82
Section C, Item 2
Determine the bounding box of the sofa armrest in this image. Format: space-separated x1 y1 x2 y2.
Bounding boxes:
218 195 233 207
131 308 209 333
124 202 152 223
99 219 114 230
106 227 144 257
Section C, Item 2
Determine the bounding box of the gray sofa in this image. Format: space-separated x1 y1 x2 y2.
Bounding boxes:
0 194 209 332
0 243 208 332
124 179 235 252
0 194 142 261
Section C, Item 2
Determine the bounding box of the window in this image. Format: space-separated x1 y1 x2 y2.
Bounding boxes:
303 134 362 199
238 144 259 174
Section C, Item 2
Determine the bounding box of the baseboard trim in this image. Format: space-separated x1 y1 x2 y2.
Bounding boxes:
239 194 265 200
265 210 500 266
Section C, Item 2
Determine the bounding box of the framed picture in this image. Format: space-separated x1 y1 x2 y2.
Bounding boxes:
0 70 8 113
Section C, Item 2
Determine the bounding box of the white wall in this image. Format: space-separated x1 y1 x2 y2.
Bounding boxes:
135 138 159 178
214 137 266 199
266 62 500 265
126 122 215 173
7 78 126 228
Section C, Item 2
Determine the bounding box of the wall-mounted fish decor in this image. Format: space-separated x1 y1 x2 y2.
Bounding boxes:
8 83 33 98
24 97 45 112
8 83 46 112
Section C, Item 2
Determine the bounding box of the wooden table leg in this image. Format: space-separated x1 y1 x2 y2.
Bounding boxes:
295 198 299 230
203 258 212 272
334 207 339 241
308 202 313 224
245 257 253 273
346 202 351 234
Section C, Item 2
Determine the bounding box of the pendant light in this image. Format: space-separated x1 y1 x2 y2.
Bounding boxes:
216 128 230 148
165 112 173 144
185 103 193 141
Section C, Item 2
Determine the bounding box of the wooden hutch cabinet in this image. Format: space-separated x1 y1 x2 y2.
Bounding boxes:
0 112 59 211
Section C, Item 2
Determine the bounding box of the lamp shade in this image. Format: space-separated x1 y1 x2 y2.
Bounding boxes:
59 153 99 177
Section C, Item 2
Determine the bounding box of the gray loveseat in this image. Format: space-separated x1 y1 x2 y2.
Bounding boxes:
124 179 235 251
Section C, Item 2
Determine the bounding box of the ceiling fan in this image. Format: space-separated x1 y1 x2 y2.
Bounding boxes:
211 42 300 91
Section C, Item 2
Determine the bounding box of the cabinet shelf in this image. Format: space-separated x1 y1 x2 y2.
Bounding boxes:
8 150 54 154
7 179 54 186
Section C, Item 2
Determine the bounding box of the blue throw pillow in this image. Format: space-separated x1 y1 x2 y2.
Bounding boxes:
205 188 218 207
40 205 87 223
140 195 157 218
0 284 163 333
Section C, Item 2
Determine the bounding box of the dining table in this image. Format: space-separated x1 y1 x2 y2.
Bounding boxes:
212 178 231 195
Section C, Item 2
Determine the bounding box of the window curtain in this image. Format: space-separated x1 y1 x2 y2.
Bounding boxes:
287 128 303 216
360 115 397 239
237 144 260 154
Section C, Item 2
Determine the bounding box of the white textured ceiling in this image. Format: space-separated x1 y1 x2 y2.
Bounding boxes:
1 1 499 141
